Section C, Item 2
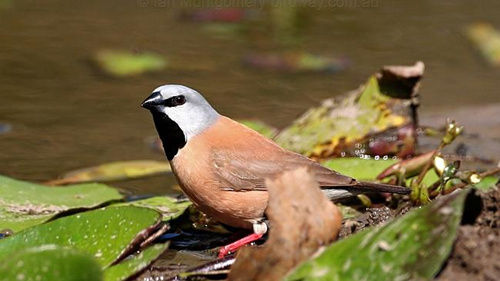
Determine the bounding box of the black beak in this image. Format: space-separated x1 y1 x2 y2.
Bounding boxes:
141 92 162 110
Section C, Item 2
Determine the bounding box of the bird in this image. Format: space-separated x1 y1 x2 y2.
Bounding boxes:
141 84 410 257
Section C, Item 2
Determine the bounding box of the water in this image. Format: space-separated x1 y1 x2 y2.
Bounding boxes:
1 0 499 193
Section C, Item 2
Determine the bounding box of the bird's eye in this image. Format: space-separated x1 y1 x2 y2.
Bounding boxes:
163 95 186 107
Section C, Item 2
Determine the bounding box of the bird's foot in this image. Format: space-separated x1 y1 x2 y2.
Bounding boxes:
217 221 267 258
217 232 264 258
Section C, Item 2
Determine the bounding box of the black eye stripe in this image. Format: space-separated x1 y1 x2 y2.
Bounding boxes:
163 95 186 107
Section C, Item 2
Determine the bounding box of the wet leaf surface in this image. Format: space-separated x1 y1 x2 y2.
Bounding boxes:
321 157 440 187
114 196 191 221
0 245 103 281
0 175 123 231
47 160 172 185
322 158 397 180
285 190 468 281
104 243 169 281
0 206 162 267
228 168 342 281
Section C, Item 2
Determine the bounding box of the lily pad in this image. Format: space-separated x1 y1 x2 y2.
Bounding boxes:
239 119 277 139
47 160 172 185
115 196 191 221
0 175 123 231
104 243 169 281
0 245 103 281
321 157 440 187
285 190 468 281
0 206 162 267
322 158 397 180
95 50 166 77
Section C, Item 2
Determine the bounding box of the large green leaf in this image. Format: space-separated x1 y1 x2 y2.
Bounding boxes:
0 245 102 281
322 158 397 180
322 157 439 187
0 175 123 231
114 196 191 221
104 243 169 281
0 206 161 267
285 190 467 281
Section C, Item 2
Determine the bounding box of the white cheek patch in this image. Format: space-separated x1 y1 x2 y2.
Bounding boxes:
161 102 219 141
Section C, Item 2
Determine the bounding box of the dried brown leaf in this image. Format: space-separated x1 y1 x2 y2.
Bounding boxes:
228 167 342 281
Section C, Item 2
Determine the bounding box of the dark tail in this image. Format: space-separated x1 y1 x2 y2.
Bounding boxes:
356 181 410 194
322 181 410 195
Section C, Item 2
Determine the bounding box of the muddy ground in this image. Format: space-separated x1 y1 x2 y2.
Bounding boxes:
137 188 499 281
436 188 499 281
338 188 499 281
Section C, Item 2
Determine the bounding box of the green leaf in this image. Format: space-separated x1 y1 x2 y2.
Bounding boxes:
322 157 439 187
322 158 397 180
114 196 191 221
416 170 440 187
239 119 277 139
473 175 499 191
95 50 166 77
285 190 468 281
104 243 169 281
0 245 103 281
0 175 123 231
48 160 172 185
0 206 161 267
465 23 500 66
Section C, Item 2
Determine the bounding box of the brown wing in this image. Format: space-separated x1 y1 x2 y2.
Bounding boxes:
212 147 356 192
210 116 409 195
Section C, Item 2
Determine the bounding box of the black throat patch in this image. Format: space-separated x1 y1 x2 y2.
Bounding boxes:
151 111 186 160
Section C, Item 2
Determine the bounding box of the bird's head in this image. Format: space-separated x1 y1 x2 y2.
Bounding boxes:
141 84 219 160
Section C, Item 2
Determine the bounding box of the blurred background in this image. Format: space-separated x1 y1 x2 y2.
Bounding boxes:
0 0 499 193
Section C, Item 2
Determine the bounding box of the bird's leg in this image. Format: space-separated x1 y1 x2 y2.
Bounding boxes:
217 221 268 258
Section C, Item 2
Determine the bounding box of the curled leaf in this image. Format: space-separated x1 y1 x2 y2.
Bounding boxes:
275 62 422 159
